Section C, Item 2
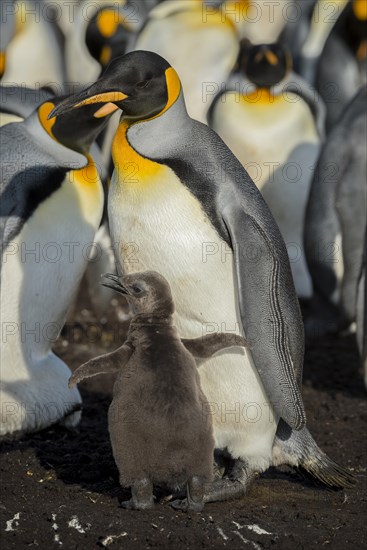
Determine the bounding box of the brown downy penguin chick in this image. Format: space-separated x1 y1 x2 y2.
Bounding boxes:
69 270 248 511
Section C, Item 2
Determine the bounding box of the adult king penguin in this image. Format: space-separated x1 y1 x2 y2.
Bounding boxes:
0 95 113 435
208 42 323 299
51 51 354 500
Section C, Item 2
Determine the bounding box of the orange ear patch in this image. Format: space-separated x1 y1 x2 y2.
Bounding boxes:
97 10 120 37
0 51 6 77
38 102 57 138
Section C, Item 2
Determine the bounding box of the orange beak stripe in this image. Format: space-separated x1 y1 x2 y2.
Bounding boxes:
75 91 128 108
265 50 278 66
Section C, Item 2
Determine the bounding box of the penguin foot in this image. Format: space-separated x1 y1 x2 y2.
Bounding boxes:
170 497 189 511
170 476 206 512
170 498 204 512
123 478 155 510
203 478 246 503
204 458 256 503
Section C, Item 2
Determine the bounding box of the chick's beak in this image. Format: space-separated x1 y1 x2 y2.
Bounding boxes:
101 273 130 295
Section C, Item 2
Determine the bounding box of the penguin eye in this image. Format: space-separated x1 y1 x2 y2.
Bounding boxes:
132 285 143 294
136 80 150 89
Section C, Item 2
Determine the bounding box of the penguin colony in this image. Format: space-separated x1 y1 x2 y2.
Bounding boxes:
0 0 364 508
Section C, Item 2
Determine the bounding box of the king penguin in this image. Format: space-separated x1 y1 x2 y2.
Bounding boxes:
51 50 354 500
208 42 323 299
293 0 349 86
0 94 114 435
304 85 367 335
1 0 65 90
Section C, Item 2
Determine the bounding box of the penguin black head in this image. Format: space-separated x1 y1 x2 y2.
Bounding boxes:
85 6 134 71
102 271 175 316
38 95 114 154
48 51 180 123
240 42 292 88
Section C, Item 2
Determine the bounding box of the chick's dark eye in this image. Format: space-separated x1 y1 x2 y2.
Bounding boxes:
136 80 150 89
132 285 142 294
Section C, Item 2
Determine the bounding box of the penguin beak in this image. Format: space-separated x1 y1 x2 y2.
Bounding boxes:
47 83 128 120
101 273 130 295
255 46 278 66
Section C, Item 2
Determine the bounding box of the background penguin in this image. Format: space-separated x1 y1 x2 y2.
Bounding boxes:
293 0 349 86
0 83 119 323
2 0 65 90
315 0 367 132
52 50 354 500
69 270 248 510
0 94 114 435
236 0 294 45
305 85 367 335
208 42 323 299
279 0 317 61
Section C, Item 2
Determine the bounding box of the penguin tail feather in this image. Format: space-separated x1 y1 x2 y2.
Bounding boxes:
274 420 355 489
297 451 355 490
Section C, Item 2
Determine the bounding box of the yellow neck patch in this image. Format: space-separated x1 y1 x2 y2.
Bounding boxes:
242 89 282 105
71 154 101 190
38 102 57 139
112 67 181 188
100 44 112 66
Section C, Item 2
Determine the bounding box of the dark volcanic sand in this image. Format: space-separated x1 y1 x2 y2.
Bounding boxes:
1 299 366 550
